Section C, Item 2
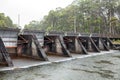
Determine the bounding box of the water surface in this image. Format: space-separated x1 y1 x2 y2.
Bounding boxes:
0 51 120 80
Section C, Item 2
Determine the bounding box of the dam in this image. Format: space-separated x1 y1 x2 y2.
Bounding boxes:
0 28 120 71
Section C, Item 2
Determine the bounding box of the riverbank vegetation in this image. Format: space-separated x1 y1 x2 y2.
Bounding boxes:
25 0 120 36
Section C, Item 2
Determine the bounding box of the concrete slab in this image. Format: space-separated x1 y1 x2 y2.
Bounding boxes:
48 55 71 62
0 50 118 72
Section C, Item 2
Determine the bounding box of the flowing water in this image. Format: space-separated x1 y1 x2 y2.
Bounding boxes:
0 51 120 80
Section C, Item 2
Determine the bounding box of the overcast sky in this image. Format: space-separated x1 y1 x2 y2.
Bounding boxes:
0 0 74 27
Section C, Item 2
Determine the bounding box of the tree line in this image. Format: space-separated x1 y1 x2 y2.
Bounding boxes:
0 13 17 28
24 0 120 35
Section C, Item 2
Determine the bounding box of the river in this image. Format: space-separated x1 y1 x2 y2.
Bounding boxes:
0 51 120 80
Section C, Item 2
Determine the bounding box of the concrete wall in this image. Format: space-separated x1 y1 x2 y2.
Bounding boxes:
75 38 82 53
99 38 104 50
32 39 39 57
55 38 62 54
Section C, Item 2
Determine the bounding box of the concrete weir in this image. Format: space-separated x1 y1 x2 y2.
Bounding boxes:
0 28 119 70
44 32 71 57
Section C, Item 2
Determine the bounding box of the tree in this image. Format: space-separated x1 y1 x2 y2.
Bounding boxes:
24 20 40 30
25 0 120 36
0 13 16 28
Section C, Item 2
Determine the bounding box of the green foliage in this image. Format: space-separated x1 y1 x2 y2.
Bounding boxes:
24 20 41 30
112 40 120 44
24 0 120 35
0 13 16 28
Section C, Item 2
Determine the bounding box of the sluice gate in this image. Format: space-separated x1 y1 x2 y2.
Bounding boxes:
101 37 117 50
78 33 100 52
63 32 88 54
91 34 109 51
44 32 71 57
17 30 48 61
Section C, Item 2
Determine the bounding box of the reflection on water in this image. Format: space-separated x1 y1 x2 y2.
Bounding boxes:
0 51 120 80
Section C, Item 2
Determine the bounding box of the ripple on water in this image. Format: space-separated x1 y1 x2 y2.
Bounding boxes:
34 73 51 78
95 60 115 65
71 68 115 79
0 52 120 80
112 55 120 59
92 66 103 69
